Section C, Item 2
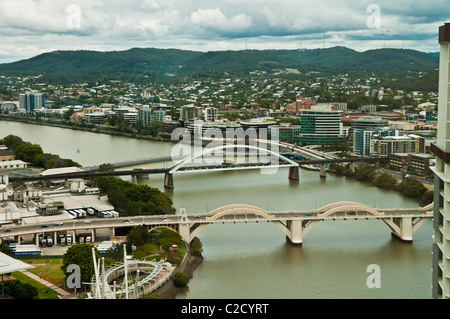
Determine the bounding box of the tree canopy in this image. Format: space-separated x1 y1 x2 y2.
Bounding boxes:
95 177 175 216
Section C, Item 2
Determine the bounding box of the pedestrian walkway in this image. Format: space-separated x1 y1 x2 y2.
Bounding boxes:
19 270 73 298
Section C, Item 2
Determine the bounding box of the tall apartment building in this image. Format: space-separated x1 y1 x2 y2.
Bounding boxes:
19 91 45 112
371 135 425 157
205 107 218 122
353 128 398 156
430 22 450 299
138 107 166 126
180 104 200 121
295 105 346 145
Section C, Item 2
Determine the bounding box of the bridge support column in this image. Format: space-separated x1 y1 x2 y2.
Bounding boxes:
164 173 174 189
391 217 413 242
320 164 327 178
131 175 138 184
286 220 303 245
349 162 355 173
178 223 191 243
288 166 299 181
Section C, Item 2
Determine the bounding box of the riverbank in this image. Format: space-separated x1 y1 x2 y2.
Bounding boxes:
0 116 176 144
158 254 204 299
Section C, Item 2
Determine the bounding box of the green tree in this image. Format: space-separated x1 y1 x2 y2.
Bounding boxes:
396 178 427 198
3 280 38 299
421 190 434 205
127 225 150 247
354 166 376 182
0 242 13 256
190 237 203 256
98 163 115 172
14 143 43 163
372 173 397 189
61 244 100 290
173 272 190 287
0 134 26 151
63 108 75 120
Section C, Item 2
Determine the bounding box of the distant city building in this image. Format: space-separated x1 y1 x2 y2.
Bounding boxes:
295 105 346 146
286 96 317 115
388 153 434 176
84 112 107 124
361 105 377 113
389 121 416 131
19 91 45 113
241 118 277 130
205 107 218 122
407 153 434 175
0 145 15 162
0 101 19 113
138 107 166 126
350 116 389 131
188 120 241 136
0 160 27 170
269 123 301 143
317 102 347 112
122 112 137 125
353 128 398 156
371 135 426 157
180 104 200 121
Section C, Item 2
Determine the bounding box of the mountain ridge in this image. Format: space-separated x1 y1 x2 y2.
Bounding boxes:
0 46 439 83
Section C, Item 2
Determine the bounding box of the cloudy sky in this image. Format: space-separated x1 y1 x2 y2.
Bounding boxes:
0 0 448 63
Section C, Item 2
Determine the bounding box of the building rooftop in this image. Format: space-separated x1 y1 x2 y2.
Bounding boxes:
40 166 83 176
0 251 34 275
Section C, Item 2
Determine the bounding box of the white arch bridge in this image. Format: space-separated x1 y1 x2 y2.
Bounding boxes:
164 144 300 188
169 201 433 245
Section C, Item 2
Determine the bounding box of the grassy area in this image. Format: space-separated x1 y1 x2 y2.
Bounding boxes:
18 258 65 286
10 271 60 299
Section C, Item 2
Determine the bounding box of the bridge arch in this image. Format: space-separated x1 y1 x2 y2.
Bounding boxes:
169 144 298 174
206 204 275 221
318 201 384 217
147 225 179 235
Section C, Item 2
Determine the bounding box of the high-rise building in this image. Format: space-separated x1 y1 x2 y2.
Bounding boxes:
431 22 450 299
19 91 45 112
269 123 302 143
180 104 200 121
205 107 218 122
138 107 166 126
371 135 425 157
295 105 346 145
353 128 398 156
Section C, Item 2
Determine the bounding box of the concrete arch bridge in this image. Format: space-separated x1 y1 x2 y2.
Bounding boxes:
176 202 433 245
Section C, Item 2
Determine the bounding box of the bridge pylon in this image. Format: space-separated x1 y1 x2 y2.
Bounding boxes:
288 166 299 180
320 164 327 178
164 172 174 188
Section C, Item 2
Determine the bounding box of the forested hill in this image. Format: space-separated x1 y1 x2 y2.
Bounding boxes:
0 46 439 83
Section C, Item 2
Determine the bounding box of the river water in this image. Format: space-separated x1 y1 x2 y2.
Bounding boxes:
0 120 433 299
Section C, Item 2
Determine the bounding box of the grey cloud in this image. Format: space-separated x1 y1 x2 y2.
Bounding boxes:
0 0 446 62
